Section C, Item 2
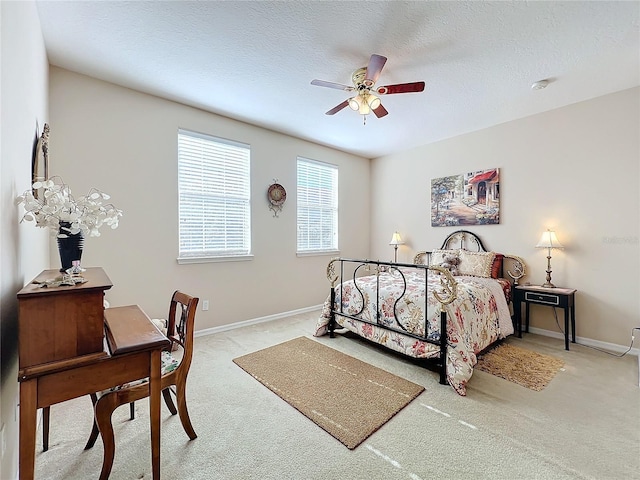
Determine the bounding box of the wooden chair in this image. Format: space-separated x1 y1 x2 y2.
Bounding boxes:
85 291 199 479
40 304 181 452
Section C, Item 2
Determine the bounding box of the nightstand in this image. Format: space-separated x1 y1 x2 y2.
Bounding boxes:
513 285 577 350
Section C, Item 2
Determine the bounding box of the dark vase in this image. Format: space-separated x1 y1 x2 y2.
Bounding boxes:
57 222 84 272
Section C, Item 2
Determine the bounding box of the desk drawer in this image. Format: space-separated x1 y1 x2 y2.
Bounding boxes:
524 291 559 305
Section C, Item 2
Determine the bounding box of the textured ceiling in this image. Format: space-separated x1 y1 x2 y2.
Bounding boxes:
35 1 639 158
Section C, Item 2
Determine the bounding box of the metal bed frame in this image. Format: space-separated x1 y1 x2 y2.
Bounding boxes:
324 230 526 387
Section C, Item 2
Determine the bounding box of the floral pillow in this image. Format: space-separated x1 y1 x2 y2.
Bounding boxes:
457 250 496 278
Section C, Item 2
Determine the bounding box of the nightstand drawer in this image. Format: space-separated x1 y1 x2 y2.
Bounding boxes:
524 291 559 305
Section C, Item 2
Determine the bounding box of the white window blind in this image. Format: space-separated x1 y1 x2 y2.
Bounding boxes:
297 157 338 253
178 129 251 260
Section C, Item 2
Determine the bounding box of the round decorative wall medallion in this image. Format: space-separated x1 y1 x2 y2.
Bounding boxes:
267 182 286 217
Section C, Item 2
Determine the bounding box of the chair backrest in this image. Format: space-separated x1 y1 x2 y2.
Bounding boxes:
165 291 199 377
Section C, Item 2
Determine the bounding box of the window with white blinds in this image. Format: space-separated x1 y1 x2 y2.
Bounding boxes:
297 157 338 253
178 129 251 261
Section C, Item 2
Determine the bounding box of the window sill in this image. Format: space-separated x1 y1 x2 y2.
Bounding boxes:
296 250 340 258
177 254 254 265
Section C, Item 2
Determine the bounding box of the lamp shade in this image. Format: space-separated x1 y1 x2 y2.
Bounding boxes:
535 230 563 249
367 94 381 109
389 232 404 246
357 100 371 115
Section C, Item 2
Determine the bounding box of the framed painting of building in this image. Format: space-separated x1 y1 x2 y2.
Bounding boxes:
431 168 500 227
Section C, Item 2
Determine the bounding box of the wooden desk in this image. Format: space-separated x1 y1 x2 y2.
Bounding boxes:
18 268 169 480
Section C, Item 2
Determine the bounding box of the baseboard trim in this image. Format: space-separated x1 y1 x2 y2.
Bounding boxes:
194 306 640 358
194 305 323 338
527 326 640 357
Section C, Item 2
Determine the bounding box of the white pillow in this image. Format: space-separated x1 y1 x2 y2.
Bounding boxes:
457 250 496 278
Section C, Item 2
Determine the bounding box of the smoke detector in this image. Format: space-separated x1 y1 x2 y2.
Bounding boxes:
531 80 549 90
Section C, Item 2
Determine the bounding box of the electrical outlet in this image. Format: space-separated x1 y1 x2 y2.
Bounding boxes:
202 300 209 311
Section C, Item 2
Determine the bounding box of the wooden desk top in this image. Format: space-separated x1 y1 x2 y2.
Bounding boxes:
105 305 170 355
17 267 113 298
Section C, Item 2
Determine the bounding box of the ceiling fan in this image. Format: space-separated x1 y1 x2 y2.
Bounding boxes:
311 54 425 123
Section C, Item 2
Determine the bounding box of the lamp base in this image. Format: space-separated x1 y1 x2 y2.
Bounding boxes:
542 259 555 288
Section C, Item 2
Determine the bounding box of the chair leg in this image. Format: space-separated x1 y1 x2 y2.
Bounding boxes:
87 399 135 451
84 393 100 450
175 381 197 440
95 395 118 480
42 407 50 452
162 388 177 415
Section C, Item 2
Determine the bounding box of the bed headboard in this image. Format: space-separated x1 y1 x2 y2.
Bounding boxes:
439 229 488 251
413 229 526 285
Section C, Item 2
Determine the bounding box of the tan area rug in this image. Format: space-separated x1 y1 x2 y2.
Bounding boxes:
232 336 424 449
476 343 564 391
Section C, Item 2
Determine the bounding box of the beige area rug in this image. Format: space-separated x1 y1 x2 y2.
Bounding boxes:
232 336 424 449
475 343 564 391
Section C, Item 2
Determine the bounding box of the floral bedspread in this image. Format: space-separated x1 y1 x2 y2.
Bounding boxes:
314 268 513 395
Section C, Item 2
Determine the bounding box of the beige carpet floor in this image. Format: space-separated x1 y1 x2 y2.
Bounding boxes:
35 309 640 480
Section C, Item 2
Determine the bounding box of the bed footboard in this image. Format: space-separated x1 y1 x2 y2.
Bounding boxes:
325 258 457 384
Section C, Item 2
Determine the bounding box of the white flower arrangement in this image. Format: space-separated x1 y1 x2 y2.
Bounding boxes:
16 176 123 238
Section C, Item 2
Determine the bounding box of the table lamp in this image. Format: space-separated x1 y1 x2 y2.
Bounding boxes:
389 231 404 263
535 229 563 288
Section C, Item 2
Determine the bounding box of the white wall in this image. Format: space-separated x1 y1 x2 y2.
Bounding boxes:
0 1 50 478
49 67 370 327
371 87 640 348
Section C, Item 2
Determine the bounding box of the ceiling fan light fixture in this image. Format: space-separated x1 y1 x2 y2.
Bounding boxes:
311 53 425 121
358 100 371 115
349 94 372 115
367 94 381 109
